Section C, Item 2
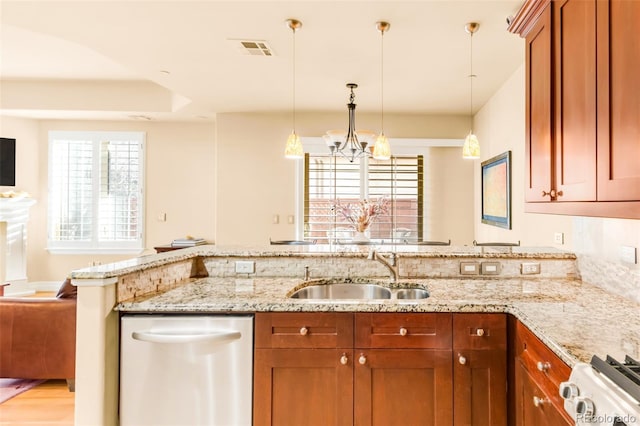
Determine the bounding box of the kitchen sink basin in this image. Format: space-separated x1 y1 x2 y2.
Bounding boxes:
288 280 430 301
290 283 392 300
395 288 430 299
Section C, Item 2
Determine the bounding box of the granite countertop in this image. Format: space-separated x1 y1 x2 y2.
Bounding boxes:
117 275 640 368
71 244 576 279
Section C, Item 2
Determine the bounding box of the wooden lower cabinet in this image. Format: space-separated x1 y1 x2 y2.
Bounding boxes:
453 314 508 426
253 348 354 426
515 359 572 426
354 349 453 426
454 349 507 426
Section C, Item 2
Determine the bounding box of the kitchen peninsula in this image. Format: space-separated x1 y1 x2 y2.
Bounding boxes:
70 245 640 425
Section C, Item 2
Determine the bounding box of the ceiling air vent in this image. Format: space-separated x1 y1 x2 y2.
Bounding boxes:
228 39 274 56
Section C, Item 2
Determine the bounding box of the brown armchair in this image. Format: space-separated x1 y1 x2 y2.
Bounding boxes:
0 280 76 391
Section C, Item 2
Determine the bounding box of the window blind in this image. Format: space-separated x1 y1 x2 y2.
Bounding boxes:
48 131 144 252
304 154 423 243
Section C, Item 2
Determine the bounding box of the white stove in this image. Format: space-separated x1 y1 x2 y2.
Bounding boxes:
560 355 640 426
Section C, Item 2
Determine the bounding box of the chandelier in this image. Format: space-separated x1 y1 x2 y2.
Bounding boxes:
323 83 377 163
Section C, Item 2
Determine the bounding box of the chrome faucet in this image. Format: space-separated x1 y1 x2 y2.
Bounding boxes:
368 250 399 283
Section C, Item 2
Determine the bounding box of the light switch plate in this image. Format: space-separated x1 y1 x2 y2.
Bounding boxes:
460 261 479 275
481 261 501 275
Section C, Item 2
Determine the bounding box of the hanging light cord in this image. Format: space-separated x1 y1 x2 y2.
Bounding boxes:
380 26 385 134
469 30 474 131
292 25 297 133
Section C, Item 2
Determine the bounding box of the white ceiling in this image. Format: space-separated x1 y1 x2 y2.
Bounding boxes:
0 0 525 122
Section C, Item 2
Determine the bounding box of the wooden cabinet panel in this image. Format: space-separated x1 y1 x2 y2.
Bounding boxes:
513 321 572 425
254 348 353 426
525 5 553 203
515 359 572 426
255 312 353 349
355 313 452 349
453 314 507 426
597 0 640 201
553 0 597 201
453 349 507 426
354 349 453 426
453 313 507 350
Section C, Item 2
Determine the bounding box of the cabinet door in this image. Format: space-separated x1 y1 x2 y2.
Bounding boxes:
254 348 353 426
354 349 453 426
553 0 597 201
525 4 553 202
515 359 572 426
597 0 640 201
453 349 507 426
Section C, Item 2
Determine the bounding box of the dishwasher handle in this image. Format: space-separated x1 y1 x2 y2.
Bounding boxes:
132 329 241 346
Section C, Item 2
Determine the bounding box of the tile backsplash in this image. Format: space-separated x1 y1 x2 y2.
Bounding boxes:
573 217 640 303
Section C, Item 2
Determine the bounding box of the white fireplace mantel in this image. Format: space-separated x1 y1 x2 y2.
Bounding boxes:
0 196 37 289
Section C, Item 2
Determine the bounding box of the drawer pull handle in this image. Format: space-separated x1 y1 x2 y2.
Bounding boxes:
399 327 408 336
458 355 467 365
476 328 485 337
536 361 550 372
533 396 548 407
340 354 348 365
299 327 308 336
359 354 367 365
542 190 552 197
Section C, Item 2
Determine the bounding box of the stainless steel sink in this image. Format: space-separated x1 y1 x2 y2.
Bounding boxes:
290 283 392 300
396 288 430 300
289 279 430 301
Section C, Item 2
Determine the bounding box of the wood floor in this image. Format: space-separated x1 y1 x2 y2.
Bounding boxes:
0 380 74 425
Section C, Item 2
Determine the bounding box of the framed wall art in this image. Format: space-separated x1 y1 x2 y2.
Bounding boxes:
481 150 511 229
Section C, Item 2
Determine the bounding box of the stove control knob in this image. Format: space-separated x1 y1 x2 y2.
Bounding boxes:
559 382 579 399
574 397 595 418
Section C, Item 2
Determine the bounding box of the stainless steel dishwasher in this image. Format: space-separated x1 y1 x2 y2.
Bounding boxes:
120 314 253 426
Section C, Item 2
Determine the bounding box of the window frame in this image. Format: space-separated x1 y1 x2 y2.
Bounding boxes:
47 131 145 255
296 137 460 242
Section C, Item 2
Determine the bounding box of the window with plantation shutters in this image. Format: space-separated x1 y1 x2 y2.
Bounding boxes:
48 131 145 253
304 154 423 243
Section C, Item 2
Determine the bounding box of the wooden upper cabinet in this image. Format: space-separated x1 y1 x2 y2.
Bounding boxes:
553 0 597 202
525 5 553 203
596 0 640 201
513 0 640 217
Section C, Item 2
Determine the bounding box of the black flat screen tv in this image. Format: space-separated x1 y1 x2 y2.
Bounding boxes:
0 138 16 186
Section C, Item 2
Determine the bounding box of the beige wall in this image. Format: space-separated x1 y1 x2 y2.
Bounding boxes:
1 116 215 282
216 111 474 246
474 64 639 300
473 64 573 248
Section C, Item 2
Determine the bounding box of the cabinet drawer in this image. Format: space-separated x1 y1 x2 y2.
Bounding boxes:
355 313 452 349
255 312 354 349
453 313 507 350
515 322 570 414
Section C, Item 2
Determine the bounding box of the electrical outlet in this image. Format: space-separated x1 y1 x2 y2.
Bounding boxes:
554 232 564 245
620 246 637 265
460 261 479 275
272 214 280 224
521 262 541 275
235 261 255 274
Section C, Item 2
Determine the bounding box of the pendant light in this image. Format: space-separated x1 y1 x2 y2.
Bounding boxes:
284 18 303 159
372 21 391 161
462 22 480 160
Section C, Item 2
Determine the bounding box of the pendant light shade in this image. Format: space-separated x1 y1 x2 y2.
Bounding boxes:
284 131 302 158
284 18 303 159
462 131 480 159
372 21 391 161
463 22 480 160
